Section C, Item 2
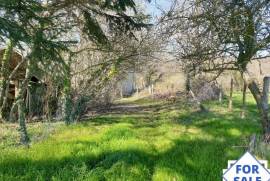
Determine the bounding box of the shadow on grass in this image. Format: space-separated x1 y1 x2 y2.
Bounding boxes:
93 100 189 117
177 107 261 140
84 101 193 129
0 138 243 181
0 96 262 180
1 107 255 180
85 115 162 130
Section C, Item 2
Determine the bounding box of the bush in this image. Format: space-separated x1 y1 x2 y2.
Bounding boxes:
192 77 221 101
71 95 89 122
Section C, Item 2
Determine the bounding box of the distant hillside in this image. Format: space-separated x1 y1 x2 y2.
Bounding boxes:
247 58 270 80
120 59 270 96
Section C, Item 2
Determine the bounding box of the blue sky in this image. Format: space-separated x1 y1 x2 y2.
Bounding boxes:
140 0 172 20
147 0 172 16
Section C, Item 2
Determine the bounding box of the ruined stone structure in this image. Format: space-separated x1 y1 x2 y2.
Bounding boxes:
0 49 25 101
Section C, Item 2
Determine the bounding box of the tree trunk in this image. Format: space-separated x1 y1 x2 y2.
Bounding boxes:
63 87 72 125
241 82 247 119
63 55 73 125
248 78 270 141
17 81 29 145
12 80 31 145
185 72 191 94
228 78 233 110
9 58 32 145
0 40 14 120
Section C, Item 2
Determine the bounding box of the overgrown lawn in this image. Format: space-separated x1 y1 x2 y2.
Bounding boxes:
0 93 266 181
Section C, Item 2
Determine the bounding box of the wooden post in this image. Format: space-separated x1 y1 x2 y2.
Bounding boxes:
248 134 256 153
241 82 247 119
120 84 123 98
219 84 223 103
262 76 270 113
185 72 191 96
229 78 233 110
261 77 270 135
171 84 174 92
14 80 19 98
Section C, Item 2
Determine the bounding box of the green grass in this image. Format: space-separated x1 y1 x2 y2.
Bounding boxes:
0 93 267 181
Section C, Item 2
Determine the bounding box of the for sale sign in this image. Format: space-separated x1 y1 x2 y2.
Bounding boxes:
223 152 270 181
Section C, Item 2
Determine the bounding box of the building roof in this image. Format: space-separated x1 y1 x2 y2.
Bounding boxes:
0 48 26 80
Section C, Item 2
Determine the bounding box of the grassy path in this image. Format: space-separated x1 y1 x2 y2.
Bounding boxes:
0 95 265 181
